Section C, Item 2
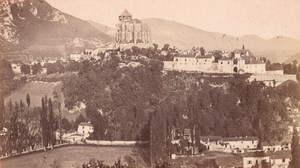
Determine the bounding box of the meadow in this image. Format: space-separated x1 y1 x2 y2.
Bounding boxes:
0 146 147 168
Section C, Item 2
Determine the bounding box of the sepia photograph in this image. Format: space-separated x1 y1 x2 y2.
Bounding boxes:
0 0 300 167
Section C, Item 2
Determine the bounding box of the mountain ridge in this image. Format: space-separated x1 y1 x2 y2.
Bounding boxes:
142 17 300 63
0 0 114 54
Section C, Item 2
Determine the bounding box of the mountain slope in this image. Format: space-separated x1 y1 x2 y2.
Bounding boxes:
143 18 300 63
285 53 300 64
87 20 115 36
0 0 114 53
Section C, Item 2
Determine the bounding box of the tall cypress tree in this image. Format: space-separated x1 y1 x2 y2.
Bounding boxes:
48 98 55 147
41 97 48 150
0 93 4 130
291 128 300 168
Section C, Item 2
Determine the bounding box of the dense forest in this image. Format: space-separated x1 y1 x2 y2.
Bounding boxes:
61 46 300 161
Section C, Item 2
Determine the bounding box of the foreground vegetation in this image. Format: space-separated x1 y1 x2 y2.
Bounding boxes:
61 46 300 162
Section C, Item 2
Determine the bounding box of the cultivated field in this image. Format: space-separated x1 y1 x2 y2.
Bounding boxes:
0 146 148 168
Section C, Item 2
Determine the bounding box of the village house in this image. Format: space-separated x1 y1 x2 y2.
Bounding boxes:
164 47 267 74
268 150 291 168
221 136 259 151
242 151 270 168
242 150 291 168
262 142 290 152
11 62 22 74
77 122 94 136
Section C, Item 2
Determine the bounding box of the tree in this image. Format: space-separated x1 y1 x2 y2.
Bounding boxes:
162 44 170 51
200 47 205 56
0 94 4 130
41 97 48 149
0 59 14 82
75 114 86 129
26 94 30 108
31 63 42 75
20 64 31 75
290 128 300 168
48 98 55 147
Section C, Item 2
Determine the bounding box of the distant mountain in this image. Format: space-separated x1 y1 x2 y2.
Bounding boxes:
0 0 114 54
87 20 115 36
143 18 300 63
285 53 300 64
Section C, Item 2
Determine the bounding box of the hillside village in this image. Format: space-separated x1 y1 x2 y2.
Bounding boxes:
1 6 300 168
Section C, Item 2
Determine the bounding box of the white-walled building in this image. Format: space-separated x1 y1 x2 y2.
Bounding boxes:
222 137 259 150
77 122 94 135
11 63 22 74
164 48 267 74
243 152 270 168
269 150 291 168
262 142 290 152
242 150 291 168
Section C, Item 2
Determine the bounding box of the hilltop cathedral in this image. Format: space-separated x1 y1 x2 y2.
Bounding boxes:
115 9 151 45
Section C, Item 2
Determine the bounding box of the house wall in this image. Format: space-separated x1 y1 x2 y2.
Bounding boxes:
11 63 21 74
243 63 266 74
262 145 283 151
224 140 258 150
270 158 290 168
243 156 270 168
77 125 94 135
248 74 297 87
218 60 234 73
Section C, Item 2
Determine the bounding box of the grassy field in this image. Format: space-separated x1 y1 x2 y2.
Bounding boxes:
0 146 148 168
4 80 82 121
4 81 58 107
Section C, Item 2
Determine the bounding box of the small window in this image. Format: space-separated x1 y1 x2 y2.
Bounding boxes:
185 59 187 61
248 161 252 164
228 61 230 64
205 59 207 62
176 59 178 61
282 159 285 163
221 62 223 64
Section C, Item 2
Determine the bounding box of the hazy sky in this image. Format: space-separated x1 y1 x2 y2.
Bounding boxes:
46 0 300 39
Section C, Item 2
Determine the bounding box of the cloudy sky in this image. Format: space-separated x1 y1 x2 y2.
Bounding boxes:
47 0 300 39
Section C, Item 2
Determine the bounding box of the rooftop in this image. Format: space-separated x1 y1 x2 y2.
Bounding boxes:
196 54 214 59
120 9 132 17
267 150 291 159
79 122 93 127
242 151 268 158
174 54 195 58
222 136 259 142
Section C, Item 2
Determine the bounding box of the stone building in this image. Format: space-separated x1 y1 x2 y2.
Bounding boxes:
115 9 151 45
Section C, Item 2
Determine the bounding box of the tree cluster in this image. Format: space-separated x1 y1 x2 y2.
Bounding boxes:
61 46 300 163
